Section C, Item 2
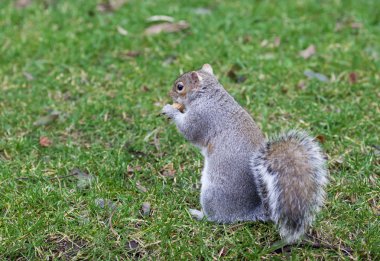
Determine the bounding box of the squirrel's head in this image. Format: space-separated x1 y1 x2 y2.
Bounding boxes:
169 64 218 105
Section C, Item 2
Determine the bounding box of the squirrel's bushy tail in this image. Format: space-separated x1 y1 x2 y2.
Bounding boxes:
251 130 328 243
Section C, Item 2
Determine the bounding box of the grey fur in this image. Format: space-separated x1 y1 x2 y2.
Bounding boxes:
162 65 328 242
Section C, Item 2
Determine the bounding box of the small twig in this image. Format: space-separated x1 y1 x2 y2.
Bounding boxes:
305 234 354 256
268 234 354 256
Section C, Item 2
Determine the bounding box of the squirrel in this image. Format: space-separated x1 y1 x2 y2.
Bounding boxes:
162 64 328 243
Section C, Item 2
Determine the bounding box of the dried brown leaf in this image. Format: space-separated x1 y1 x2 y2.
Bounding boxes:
33 110 60 126
368 174 378 186
315 135 326 144
299 44 316 59
23 71 34 81
243 35 252 44
297 80 307 90
127 165 142 173
121 50 141 59
218 247 228 257
227 65 246 84
274 37 281 47
350 22 362 29
161 162 176 177
0 149 11 160
117 25 128 36
146 15 174 23
144 21 189 36
15 0 32 8
368 198 380 216
141 85 150 92
348 72 358 84
136 181 147 193
39 136 52 147
97 0 126 13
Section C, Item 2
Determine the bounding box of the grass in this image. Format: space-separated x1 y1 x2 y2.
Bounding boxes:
0 0 379 259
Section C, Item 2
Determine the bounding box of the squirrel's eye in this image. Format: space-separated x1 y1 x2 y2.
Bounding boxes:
176 82 184 92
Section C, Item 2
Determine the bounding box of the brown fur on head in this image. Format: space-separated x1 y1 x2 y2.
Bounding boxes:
169 64 215 105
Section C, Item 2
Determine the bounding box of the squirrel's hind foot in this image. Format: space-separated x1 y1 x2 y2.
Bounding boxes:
189 209 205 221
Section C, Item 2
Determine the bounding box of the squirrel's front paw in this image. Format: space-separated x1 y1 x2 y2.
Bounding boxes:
162 104 178 119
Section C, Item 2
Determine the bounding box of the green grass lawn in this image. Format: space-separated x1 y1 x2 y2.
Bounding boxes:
1 0 379 259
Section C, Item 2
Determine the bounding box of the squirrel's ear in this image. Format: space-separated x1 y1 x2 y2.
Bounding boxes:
202 64 214 75
190 71 201 83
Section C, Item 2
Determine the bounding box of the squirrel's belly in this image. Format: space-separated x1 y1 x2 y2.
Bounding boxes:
200 159 211 190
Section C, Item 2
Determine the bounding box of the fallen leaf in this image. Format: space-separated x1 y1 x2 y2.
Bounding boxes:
299 44 316 59
144 21 189 36
141 202 151 216
193 7 212 15
136 181 147 193
273 37 281 47
368 198 380 216
146 15 174 23
350 22 362 29
33 110 60 126
258 53 275 60
127 165 142 173
141 85 150 92
0 149 11 160
117 26 128 36
368 174 378 185
162 55 177 66
218 247 228 257
297 80 307 90
15 0 32 8
315 134 326 144
95 198 116 210
39 136 52 147
97 0 126 13
71 168 94 189
349 195 357 203
260 39 268 47
335 21 344 32
126 240 139 250
348 72 357 84
227 65 247 83
243 35 252 44
161 162 176 177
23 71 34 81
304 70 329 82
121 50 141 58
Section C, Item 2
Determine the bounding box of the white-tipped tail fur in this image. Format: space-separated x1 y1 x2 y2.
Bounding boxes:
251 130 328 243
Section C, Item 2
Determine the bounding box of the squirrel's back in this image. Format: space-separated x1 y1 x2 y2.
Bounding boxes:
251 130 328 243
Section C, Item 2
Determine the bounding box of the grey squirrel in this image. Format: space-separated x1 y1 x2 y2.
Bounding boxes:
162 64 328 243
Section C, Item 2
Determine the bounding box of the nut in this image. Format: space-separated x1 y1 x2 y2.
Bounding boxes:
172 103 185 112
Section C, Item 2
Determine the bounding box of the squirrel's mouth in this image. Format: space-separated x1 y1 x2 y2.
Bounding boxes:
169 91 179 102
